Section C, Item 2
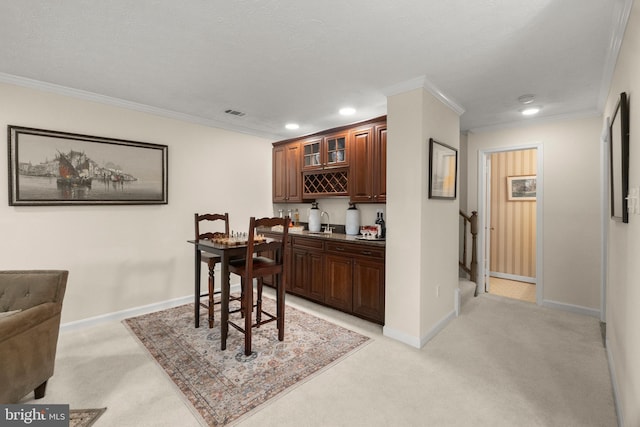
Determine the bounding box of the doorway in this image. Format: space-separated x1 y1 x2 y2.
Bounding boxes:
478 145 543 304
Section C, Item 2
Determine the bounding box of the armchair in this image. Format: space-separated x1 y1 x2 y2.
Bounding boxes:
0 270 68 403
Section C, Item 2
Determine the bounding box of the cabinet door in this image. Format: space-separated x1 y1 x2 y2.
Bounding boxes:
353 257 385 324
285 143 302 202
290 248 310 297
307 251 325 303
324 132 349 168
325 254 353 311
273 142 301 202
349 126 374 203
302 137 323 170
374 124 387 203
273 145 287 202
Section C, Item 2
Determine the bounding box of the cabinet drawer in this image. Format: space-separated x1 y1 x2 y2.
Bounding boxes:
292 236 325 250
325 242 384 259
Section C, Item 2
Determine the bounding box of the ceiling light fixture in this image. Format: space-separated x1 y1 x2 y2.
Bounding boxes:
285 123 300 130
521 107 540 116
339 107 356 116
517 94 536 105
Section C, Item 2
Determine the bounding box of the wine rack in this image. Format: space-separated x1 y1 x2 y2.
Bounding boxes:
303 168 348 197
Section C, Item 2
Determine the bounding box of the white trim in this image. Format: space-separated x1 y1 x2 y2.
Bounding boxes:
541 299 600 318
383 75 465 116
420 310 456 347
382 309 456 348
606 338 625 427
60 284 242 333
597 0 634 112
382 325 421 348
489 271 536 284
0 72 283 141
454 288 461 316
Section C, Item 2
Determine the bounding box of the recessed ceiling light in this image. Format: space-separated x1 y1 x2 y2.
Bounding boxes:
521 107 540 116
339 107 356 116
285 123 299 130
517 94 536 105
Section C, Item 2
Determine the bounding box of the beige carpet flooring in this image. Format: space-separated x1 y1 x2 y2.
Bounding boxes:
489 276 537 303
22 289 617 426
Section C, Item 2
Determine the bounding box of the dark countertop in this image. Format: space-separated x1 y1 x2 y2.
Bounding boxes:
258 226 386 247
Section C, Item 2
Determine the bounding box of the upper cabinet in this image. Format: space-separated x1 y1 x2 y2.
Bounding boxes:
272 141 302 203
349 122 386 203
273 116 386 203
302 131 349 171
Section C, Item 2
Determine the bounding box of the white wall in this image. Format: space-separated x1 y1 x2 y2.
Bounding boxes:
385 86 460 346
466 116 603 312
0 82 273 323
603 1 640 424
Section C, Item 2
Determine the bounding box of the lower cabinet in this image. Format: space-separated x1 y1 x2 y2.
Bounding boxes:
290 238 325 303
325 241 385 324
261 231 385 324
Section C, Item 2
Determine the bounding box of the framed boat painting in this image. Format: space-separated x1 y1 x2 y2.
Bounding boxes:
7 126 168 206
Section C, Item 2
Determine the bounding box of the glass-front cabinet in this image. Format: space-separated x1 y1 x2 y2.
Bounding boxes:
302 132 348 170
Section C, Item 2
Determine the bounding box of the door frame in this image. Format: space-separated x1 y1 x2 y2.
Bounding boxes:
477 143 544 304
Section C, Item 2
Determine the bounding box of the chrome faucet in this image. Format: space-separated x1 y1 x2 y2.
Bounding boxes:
320 211 332 233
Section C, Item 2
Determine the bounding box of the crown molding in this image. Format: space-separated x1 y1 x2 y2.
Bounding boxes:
0 72 282 140
383 75 465 116
597 0 634 111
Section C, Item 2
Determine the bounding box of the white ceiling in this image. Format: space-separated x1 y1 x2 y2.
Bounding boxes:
0 1 630 141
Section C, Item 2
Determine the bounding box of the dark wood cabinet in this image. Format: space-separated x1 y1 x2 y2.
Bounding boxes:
289 237 325 303
302 132 348 171
273 142 302 203
325 254 353 312
349 122 386 203
325 241 385 324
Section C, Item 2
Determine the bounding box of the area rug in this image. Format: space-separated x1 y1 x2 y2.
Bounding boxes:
123 297 369 426
70 408 106 427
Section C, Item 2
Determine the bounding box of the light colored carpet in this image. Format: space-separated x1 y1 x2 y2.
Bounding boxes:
23 289 617 426
489 276 537 303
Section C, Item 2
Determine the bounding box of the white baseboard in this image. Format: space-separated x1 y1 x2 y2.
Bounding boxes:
60 284 242 333
383 309 457 349
605 338 624 427
454 288 461 316
541 299 600 318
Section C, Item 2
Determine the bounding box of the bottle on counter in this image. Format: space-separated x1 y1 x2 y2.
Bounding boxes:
345 203 360 235
375 211 386 239
294 208 300 226
308 202 321 232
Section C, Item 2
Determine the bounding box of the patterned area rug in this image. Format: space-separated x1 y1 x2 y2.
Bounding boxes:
70 408 106 427
124 297 369 426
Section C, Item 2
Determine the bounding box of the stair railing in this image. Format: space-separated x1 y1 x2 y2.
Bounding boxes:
459 210 479 296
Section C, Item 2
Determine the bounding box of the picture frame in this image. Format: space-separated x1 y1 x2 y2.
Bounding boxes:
507 175 537 201
428 138 457 199
8 126 168 206
609 92 630 223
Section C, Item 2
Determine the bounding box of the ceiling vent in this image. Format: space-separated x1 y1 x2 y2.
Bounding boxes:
224 109 246 117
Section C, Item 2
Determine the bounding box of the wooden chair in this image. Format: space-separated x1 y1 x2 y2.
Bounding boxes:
227 216 290 356
194 212 229 328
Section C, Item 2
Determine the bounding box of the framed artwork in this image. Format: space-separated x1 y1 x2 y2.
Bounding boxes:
8 126 168 206
609 92 630 223
507 175 537 201
428 138 457 199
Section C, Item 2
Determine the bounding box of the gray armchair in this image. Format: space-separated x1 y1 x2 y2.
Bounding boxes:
0 270 68 403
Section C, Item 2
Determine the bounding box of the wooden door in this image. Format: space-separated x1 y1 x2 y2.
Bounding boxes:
374 124 387 203
349 126 374 202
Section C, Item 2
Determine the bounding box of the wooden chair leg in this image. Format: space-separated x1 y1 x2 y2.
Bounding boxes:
277 275 285 341
208 265 215 328
240 278 245 318
256 278 263 326
34 381 47 399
